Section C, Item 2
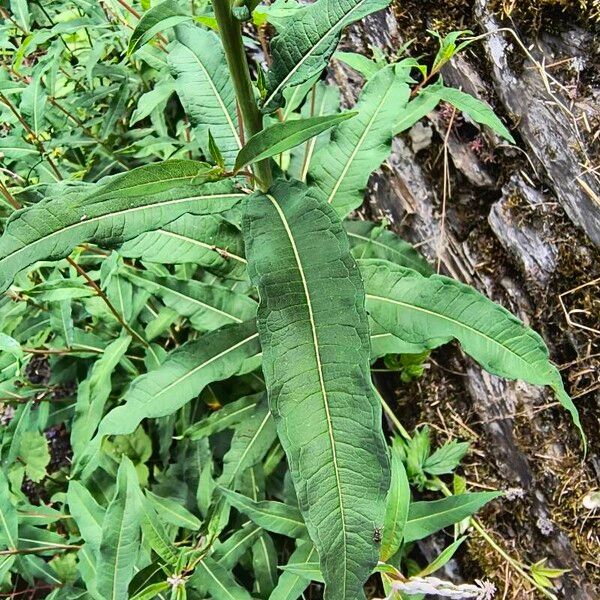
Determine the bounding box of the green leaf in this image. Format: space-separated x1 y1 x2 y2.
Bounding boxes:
263 0 391 111
360 259 585 443
0 470 18 552
220 400 277 488
439 87 515 143
308 65 409 216
130 80 175 125
213 523 263 569
146 490 202 531
122 269 257 330
243 179 389 600
334 51 382 79
423 440 469 476
393 84 443 134
234 112 355 172
190 556 253 600
403 492 501 543
96 457 142 600
119 213 247 279
345 220 433 276
252 532 278 597
278 562 323 583
18 431 50 483
128 0 191 55
220 488 308 539
380 445 409 561
71 335 132 458
67 480 105 554
417 536 466 577
268 541 316 600
0 161 244 294
95 321 261 440
184 394 261 440
169 24 242 168
137 492 179 565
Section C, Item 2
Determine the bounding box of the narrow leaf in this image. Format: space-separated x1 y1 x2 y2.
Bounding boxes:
360 259 585 443
0 161 244 294
96 457 142 600
190 556 253 600
128 0 190 55
243 179 389 600
263 0 391 111
169 24 242 168
234 112 355 171
268 541 317 600
403 492 501 543
309 65 409 216
220 488 308 539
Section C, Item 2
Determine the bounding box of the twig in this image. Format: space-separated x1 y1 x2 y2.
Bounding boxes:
66 257 148 347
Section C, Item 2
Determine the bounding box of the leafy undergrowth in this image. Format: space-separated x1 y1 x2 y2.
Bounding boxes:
0 1 592 599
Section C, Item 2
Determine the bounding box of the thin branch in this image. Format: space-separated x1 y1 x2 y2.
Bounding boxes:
66 257 149 347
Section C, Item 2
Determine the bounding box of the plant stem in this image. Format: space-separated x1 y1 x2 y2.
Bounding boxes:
211 0 272 189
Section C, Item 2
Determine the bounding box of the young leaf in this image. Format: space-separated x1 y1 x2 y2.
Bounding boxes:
95 321 261 440
417 536 466 577
119 213 247 280
169 24 242 168
439 87 515 143
360 259 585 443
394 84 443 134
219 400 277 488
309 65 410 217
18 431 50 483
243 179 389 600
128 0 191 55
122 269 257 330
423 440 470 476
71 335 132 458
380 445 410 561
145 491 202 531
190 556 253 600
220 488 308 539
345 220 433 276
184 394 261 440
263 0 391 111
268 541 317 600
67 480 105 554
403 492 501 543
0 161 244 294
96 457 142 600
234 112 355 172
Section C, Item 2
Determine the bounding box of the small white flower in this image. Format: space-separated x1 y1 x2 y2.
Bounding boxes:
390 576 496 599
167 574 185 588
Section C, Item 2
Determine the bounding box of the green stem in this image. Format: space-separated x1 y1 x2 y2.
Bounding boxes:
212 0 272 189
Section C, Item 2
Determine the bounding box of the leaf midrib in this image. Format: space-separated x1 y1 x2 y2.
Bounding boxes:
125 271 244 323
265 0 371 108
366 293 533 366
0 192 245 270
266 193 348 592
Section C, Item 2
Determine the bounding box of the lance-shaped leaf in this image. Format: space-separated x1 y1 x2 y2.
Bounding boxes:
263 0 391 112
345 220 433 276
184 394 261 440
119 213 247 279
0 160 244 294
234 112 355 172
121 269 257 330
213 523 263 570
403 492 501 543
169 24 242 168
190 556 253 600
96 457 141 600
268 541 317 600
220 488 308 539
128 0 190 55
243 179 389 600
96 321 261 439
359 259 585 442
219 399 277 488
309 65 410 216
0 470 18 553
67 480 105 554
380 445 410 561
